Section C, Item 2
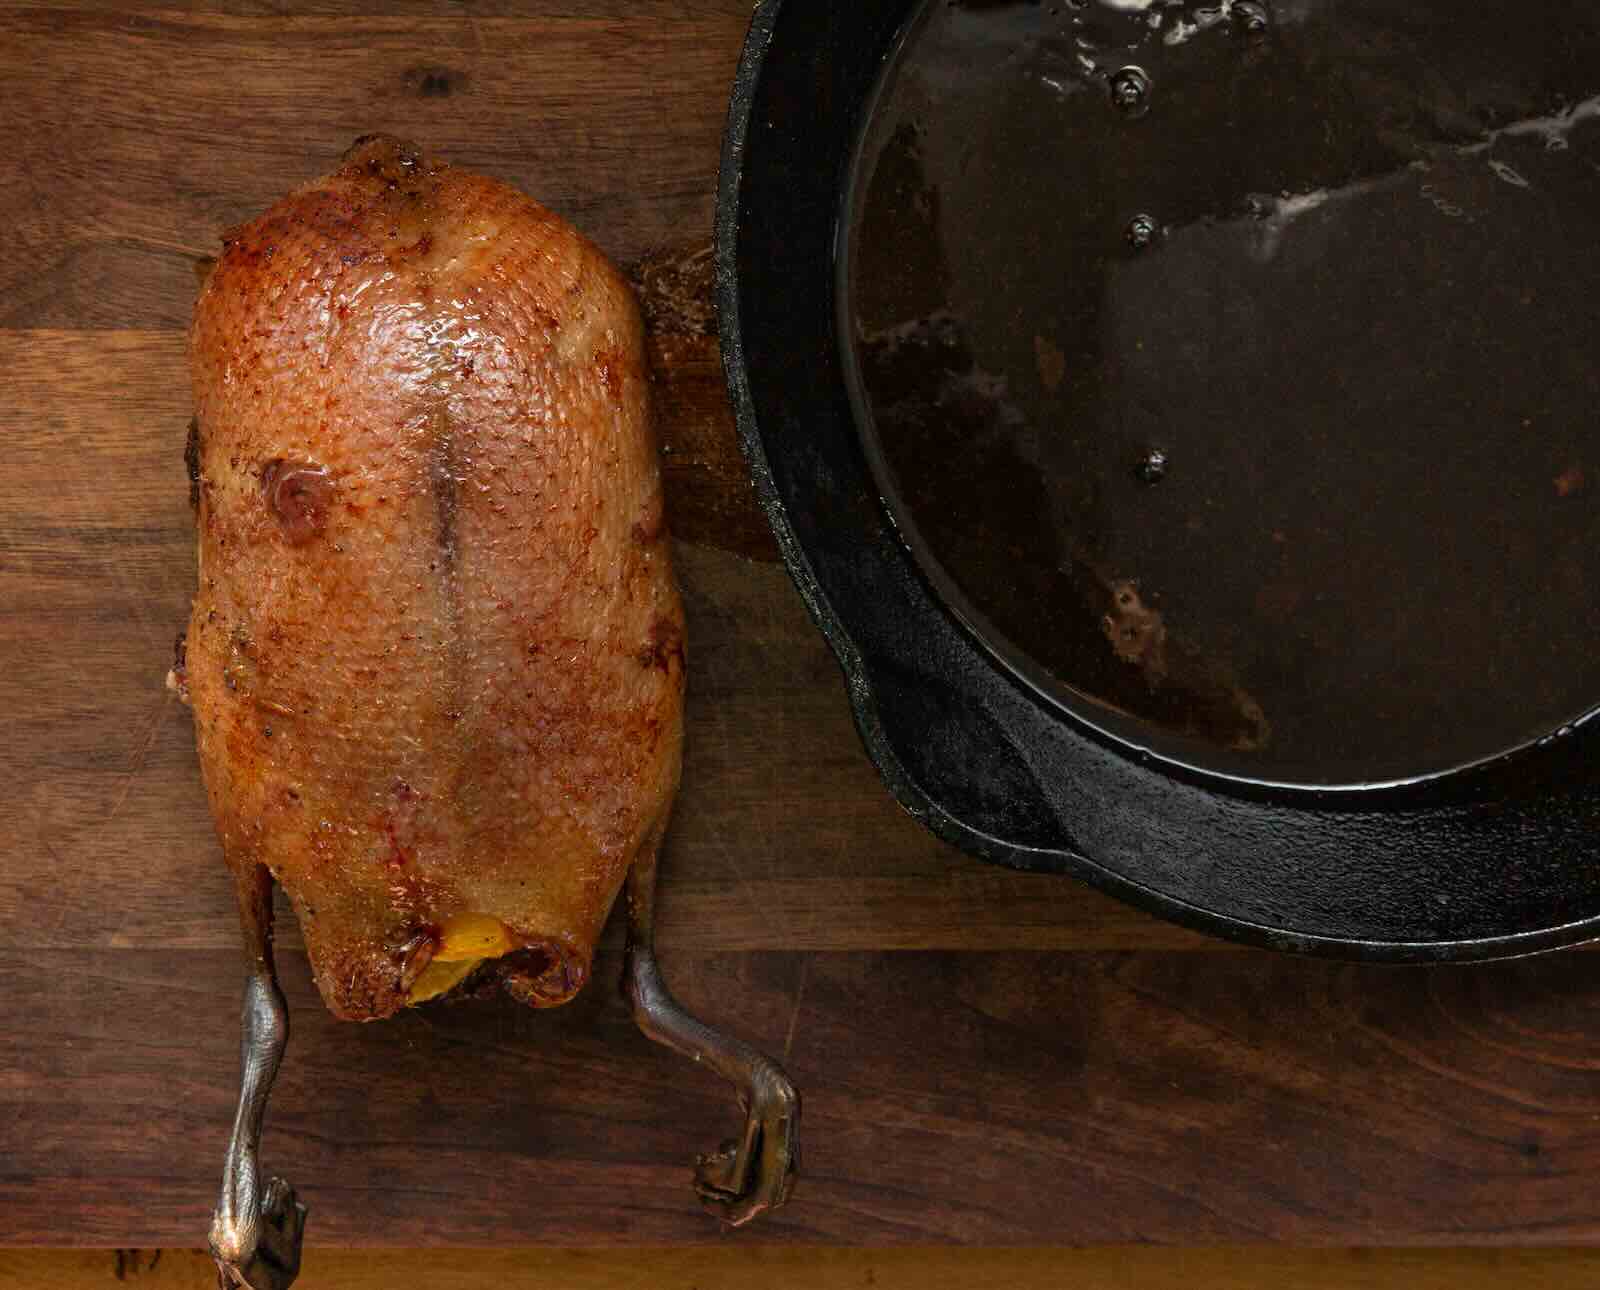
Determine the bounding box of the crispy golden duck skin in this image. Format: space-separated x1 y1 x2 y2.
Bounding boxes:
184 137 798 1290
187 135 681 1016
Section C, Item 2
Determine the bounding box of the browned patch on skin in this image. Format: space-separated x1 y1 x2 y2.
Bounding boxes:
385 866 455 920
501 943 586 1008
222 622 257 692
1556 464 1587 497
342 133 429 179
261 458 333 545
312 934 440 1021
595 345 626 399
251 694 297 720
380 779 428 875
638 615 684 673
632 491 666 545
383 821 410 871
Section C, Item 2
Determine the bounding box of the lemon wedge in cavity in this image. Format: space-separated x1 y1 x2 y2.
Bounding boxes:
407 913 518 1004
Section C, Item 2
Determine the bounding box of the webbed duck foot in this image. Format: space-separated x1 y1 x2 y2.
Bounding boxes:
211 1175 306 1290
622 844 800 1227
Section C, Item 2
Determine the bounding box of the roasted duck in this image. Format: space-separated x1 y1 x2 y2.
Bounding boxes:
175 135 799 1290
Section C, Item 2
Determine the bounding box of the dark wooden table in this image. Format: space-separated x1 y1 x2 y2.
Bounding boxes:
4 0 1600 1252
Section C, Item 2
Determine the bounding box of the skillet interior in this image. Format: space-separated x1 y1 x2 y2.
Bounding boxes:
840 0 1600 789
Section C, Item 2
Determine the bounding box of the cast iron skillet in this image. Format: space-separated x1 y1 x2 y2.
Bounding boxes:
714 0 1600 961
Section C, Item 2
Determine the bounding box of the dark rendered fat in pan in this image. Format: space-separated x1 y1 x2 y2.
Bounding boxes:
841 0 1600 788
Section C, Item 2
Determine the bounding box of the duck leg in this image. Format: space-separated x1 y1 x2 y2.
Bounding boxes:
622 845 800 1226
209 864 306 1290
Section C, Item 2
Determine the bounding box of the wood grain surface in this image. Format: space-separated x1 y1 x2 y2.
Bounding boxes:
9 945 1600 1246
9 1247 1600 1290
4 0 1600 1255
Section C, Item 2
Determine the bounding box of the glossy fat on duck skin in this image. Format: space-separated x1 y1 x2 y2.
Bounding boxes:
183 134 684 1021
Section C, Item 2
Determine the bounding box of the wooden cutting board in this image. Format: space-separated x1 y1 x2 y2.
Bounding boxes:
4 0 1600 1249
